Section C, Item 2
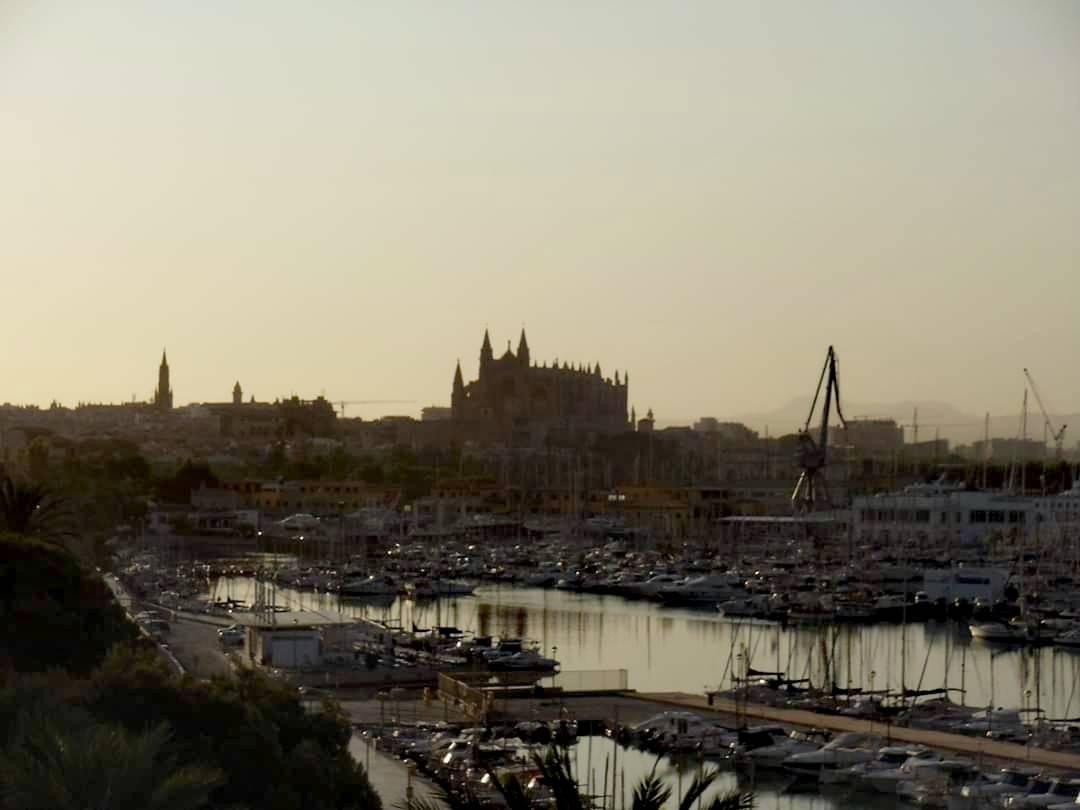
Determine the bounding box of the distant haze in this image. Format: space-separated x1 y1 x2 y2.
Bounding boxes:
1 1 1078 421
663 400 1078 446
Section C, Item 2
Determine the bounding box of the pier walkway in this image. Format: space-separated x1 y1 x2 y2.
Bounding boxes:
632 692 1080 773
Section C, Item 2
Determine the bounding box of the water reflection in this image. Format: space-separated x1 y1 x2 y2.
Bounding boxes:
574 736 901 810
207 579 1080 718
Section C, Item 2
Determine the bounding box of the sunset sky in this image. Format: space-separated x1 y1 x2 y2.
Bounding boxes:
2 1 1078 428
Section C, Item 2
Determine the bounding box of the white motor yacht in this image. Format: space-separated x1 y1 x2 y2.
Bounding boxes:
741 728 824 768
1005 776 1080 808
631 712 733 752
958 767 1040 804
783 732 881 780
339 575 399 597
839 745 922 787
657 574 741 606
625 573 685 600
860 749 944 795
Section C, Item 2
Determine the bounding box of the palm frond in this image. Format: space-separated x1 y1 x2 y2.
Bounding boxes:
0 705 220 810
704 790 753 810
630 761 671 810
485 769 534 810
676 770 720 810
531 745 585 810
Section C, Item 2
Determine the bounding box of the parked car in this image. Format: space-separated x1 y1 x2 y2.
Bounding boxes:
218 625 246 646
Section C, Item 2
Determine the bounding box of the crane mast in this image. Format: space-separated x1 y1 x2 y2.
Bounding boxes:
1022 368 1067 459
792 346 847 512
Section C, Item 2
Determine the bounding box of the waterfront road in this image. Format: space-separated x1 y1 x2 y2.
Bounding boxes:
164 615 235 679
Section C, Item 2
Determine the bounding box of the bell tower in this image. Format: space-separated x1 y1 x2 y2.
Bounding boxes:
155 350 173 410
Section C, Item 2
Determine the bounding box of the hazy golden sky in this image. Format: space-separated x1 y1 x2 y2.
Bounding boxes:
2 1 1078 426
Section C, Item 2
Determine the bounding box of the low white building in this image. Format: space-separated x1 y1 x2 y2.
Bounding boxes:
851 479 1080 550
250 625 323 669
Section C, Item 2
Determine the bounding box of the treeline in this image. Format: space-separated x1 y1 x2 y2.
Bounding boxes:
0 530 380 810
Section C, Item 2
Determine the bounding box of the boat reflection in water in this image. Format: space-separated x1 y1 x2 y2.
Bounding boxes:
206 580 1080 722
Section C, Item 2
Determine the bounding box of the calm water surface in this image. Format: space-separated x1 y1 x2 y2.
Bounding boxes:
209 579 1080 719
573 736 901 810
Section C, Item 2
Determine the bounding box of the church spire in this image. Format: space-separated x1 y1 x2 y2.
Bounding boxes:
155 348 173 410
452 359 466 419
480 329 494 373
517 329 530 367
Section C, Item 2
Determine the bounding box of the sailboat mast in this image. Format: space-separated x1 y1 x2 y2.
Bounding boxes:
1021 389 1029 495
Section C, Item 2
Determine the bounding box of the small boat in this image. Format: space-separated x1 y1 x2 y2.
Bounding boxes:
717 595 771 619
1054 626 1080 648
969 621 1029 644
339 575 399 597
487 650 560 672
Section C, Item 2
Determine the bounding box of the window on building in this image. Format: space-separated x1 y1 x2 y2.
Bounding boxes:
988 510 1005 523
971 510 987 524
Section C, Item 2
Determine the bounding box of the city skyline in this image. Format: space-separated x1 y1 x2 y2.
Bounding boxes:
2 2 1078 420
7 338 1078 448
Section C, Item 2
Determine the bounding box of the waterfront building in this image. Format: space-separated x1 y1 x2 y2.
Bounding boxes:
830 418 903 454
851 478 1080 550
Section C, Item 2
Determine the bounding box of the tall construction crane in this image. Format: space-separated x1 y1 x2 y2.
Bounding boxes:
336 400 415 418
1022 368 1067 459
792 346 847 512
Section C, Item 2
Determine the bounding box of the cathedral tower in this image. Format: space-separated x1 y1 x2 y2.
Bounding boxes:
154 350 173 410
516 329 530 367
479 329 494 376
451 360 466 419
233 381 243 405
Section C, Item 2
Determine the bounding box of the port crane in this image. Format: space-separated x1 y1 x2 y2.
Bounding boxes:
336 400 415 418
1023 368 1067 459
792 346 847 512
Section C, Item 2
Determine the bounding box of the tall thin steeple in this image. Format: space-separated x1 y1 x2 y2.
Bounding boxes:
155 349 173 410
480 329 494 373
452 359 466 419
517 329 530 367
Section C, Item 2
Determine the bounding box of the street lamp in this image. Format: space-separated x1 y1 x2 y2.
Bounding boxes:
1025 689 1033 757
338 501 346 564
868 670 876 737
406 761 417 806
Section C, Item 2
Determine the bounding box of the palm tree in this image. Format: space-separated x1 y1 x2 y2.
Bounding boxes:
0 704 222 810
0 474 74 543
400 745 752 810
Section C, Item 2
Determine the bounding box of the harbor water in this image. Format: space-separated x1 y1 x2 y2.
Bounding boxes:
207 578 1080 721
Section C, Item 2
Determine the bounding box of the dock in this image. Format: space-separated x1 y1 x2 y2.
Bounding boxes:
632 692 1080 772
